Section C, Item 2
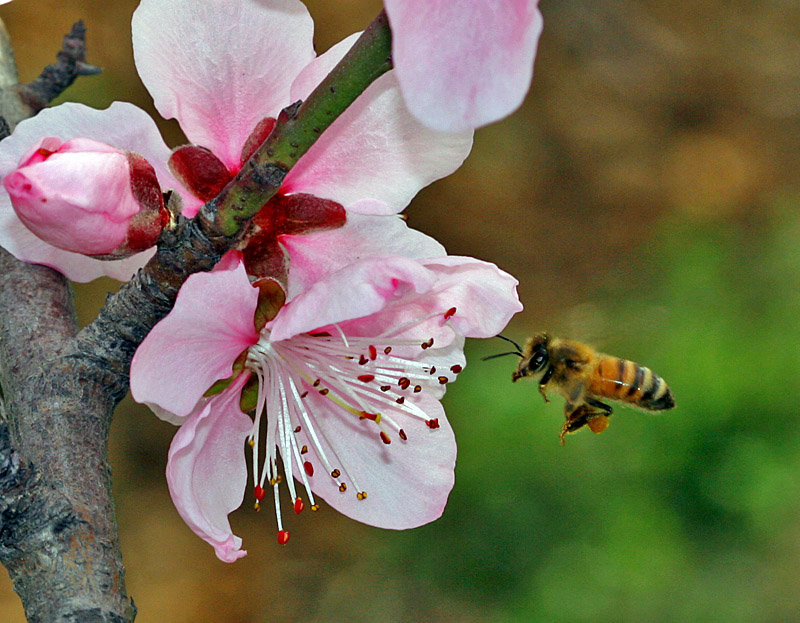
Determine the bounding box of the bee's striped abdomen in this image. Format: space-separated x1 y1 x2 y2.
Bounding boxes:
590 356 675 411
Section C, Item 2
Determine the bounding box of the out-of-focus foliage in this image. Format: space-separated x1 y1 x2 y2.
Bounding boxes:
3 0 800 622
392 204 800 623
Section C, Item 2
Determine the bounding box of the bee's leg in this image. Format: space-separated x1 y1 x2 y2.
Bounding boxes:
560 402 590 444
538 366 554 402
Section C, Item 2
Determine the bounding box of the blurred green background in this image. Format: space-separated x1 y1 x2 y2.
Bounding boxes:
3 0 800 621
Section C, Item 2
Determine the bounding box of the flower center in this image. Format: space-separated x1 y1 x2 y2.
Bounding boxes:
243 306 461 544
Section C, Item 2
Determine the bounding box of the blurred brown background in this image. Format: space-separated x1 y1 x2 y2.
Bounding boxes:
3 1 800 621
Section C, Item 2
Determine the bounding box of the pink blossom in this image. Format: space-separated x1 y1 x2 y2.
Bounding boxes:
130 0 473 287
384 0 544 132
131 257 522 560
4 137 168 257
0 103 179 282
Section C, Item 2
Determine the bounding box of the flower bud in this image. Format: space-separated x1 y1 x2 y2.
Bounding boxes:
3 137 169 258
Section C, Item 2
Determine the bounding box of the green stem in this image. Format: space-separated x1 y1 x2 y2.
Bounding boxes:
208 10 393 237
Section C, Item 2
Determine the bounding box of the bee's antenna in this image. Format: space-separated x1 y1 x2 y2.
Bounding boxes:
481 351 524 362
495 334 523 353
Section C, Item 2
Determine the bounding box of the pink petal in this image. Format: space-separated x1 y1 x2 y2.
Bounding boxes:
269 256 436 341
166 374 252 562
130 261 259 418
0 102 178 281
296 390 455 529
417 256 524 338
337 256 522 348
282 213 445 300
284 36 473 214
132 0 315 171
385 0 543 131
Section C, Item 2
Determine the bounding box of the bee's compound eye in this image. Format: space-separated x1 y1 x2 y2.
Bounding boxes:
532 351 547 369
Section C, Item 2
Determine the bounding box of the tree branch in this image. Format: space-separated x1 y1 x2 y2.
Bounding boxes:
0 22 135 623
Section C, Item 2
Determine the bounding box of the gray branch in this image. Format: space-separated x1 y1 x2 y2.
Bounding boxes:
0 21 135 623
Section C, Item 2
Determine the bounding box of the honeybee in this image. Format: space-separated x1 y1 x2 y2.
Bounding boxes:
487 334 675 443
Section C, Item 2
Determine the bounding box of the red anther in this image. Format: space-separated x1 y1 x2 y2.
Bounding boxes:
300 391 308 399
339 483 347 492
294 497 305 514
368 345 378 360
331 469 341 478
450 365 463 374
444 307 457 319
294 425 302 433
426 418 440 429
358 374 375 383
399 429 408 441
421 341 429 350
426 338 435 348
438 376 449 385
319 388 329 396
380 385 391 392
254 484 266 501
384 346 392 354
398 377 410 390
313 379 321 387
304 461 314 477
413 385 422 393
380 432 391 445
301 445 308 454
357 491 368 500
396 396 405 405
360 411 379 422
359 354 369 365
277 530 290 545
429 366 437 375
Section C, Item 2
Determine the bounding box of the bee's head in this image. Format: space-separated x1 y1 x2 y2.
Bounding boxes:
512 333 549 382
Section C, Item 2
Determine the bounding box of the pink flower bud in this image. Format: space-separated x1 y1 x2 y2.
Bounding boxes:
3 137 169 258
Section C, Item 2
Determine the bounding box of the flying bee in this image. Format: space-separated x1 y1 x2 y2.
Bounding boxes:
486 333 675 444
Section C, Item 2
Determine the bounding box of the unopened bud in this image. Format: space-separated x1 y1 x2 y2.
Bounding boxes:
3 137 169 258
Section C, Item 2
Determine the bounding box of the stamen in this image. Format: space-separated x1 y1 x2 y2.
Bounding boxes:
242 305 458 545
